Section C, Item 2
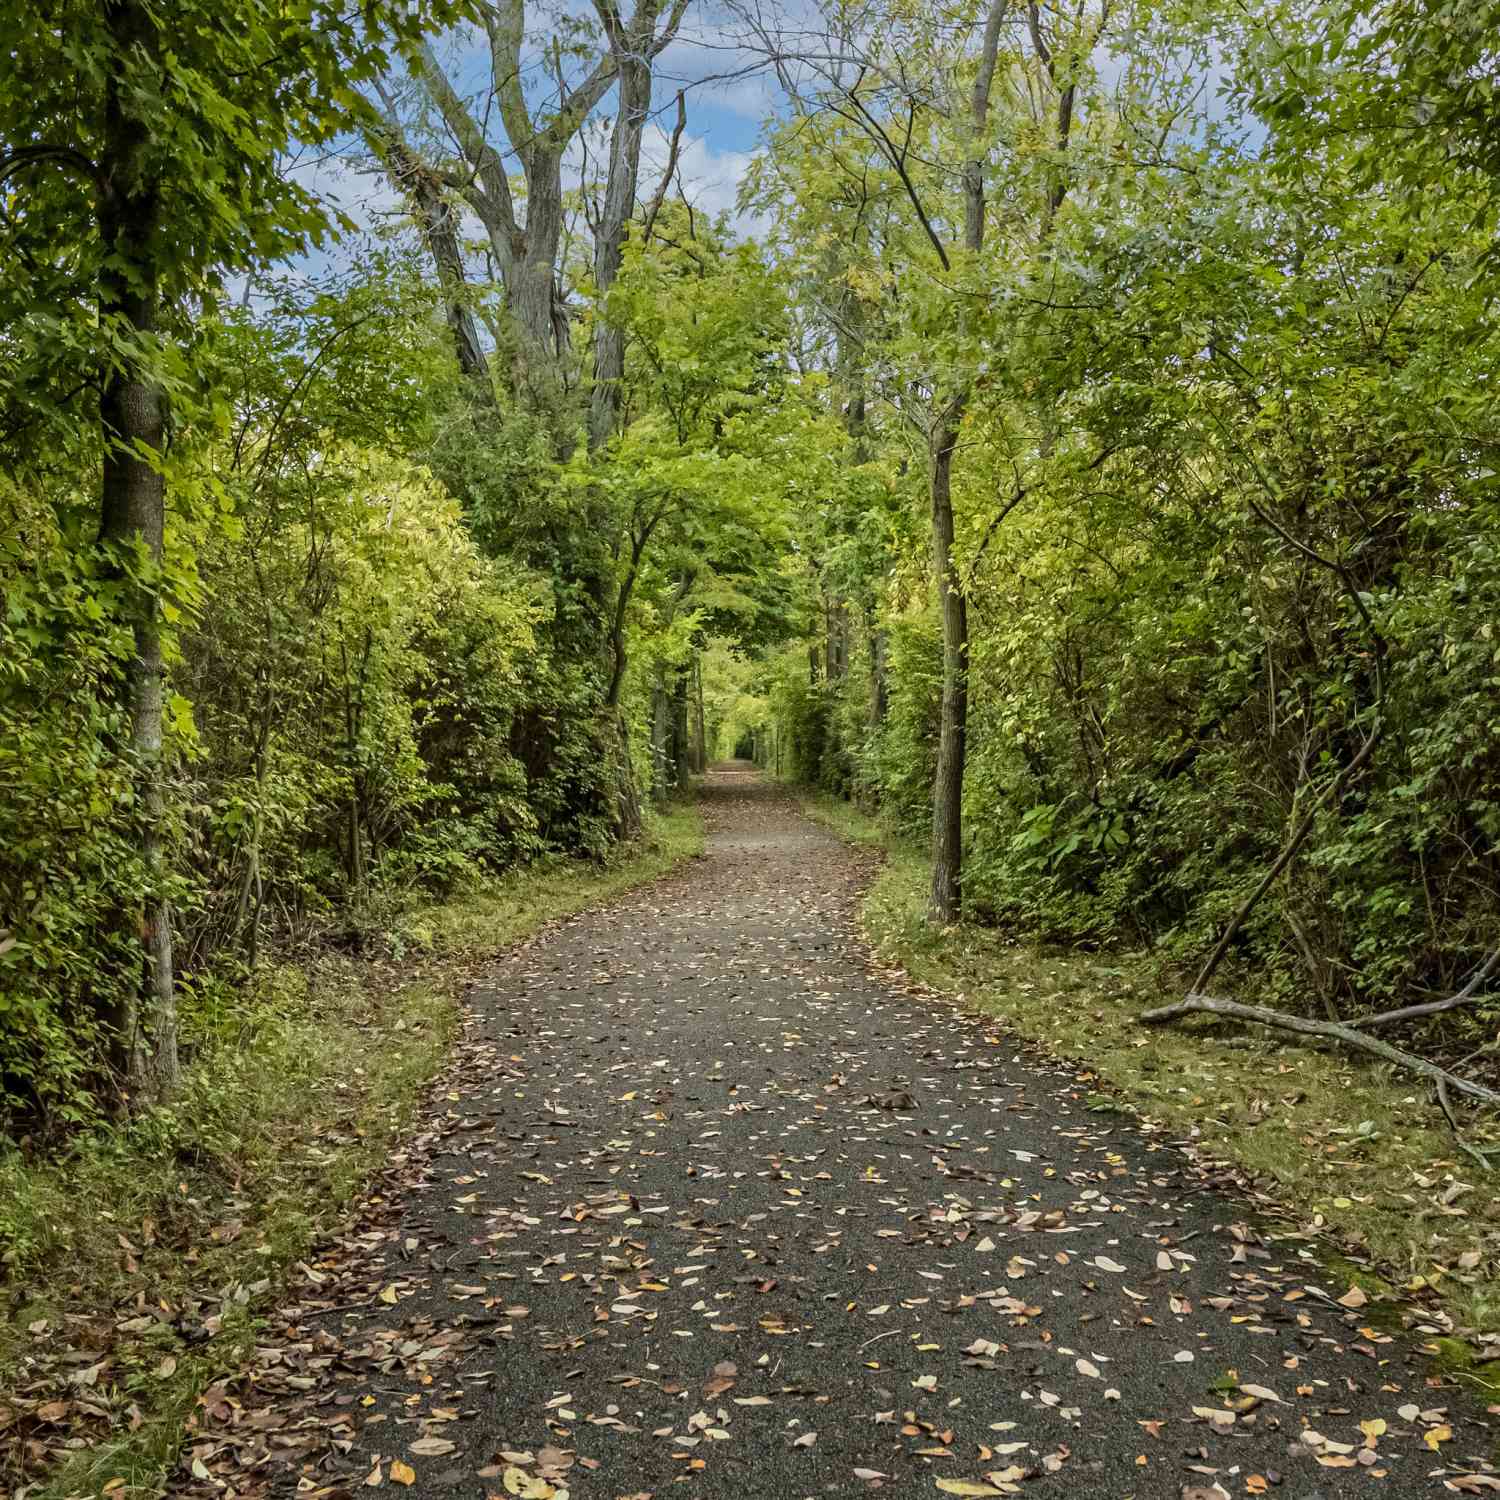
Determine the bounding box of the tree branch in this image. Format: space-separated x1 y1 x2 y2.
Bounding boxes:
1139 993 1500 1109
1350 946 1500 1031
0 143 99 188
641 90 688 243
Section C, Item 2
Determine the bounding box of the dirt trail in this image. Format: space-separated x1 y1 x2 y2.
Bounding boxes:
183 767 1495 1499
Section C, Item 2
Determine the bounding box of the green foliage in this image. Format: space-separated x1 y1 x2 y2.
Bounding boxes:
746 0 1500 1042
2 256 636 1129
0 485 136 1124
0 0 464 455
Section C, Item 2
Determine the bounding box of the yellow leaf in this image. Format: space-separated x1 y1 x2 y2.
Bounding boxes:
389 1461 416 1486
1425 1424 1453 1451
935 1482 1003 1497
379 1284 399 1305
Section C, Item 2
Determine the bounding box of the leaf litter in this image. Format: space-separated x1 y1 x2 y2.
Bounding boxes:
55 769 1494 1498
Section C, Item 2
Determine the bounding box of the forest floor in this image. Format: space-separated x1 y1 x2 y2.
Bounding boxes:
114 765 1499 1498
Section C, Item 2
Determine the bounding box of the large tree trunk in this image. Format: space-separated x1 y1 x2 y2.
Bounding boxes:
924 0 1005 924
513 150 566 359
928 409 969 923
96 0 179 1107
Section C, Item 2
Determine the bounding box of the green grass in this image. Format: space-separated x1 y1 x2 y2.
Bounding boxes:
799 791 1500 1363
0 804 704 1500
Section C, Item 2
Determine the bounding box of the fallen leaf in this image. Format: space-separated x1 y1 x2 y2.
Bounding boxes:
1239 1383 1284 1405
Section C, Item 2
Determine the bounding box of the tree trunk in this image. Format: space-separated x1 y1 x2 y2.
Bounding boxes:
96 0 178 1106
651 672 671 800
588 21 654 450
670 669 691 788
506 150 568 374
868 610 887 728
379 131 490 385
928 409 969 923
609 712 644 837
514 181 563 354
693 653 707 773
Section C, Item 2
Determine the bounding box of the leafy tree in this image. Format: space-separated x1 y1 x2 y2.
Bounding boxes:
0 0 462 1106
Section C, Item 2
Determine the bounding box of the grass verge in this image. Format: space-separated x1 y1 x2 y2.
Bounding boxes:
0 804 704 1500
799 791 1500 1367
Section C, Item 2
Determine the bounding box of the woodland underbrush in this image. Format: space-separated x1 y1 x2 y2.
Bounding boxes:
802 791 1500 1362
0 805 702 1499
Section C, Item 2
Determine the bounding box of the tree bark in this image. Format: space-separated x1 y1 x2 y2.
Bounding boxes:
650 670 671 798
693 653 707 773
588 7 690 450
404 0 689 403
670 668 691 787
867 609 887 728
407 13 615 381
96 0 179 1106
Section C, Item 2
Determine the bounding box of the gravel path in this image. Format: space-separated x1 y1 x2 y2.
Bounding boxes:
187 767 1496 1500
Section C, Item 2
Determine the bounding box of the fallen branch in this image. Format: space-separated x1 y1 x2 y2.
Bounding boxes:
1349 946 1500 1031
1139 992 1500 1108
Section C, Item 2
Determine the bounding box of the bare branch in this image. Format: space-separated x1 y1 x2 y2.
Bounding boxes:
641 90 688 242
1350 947 1500 1031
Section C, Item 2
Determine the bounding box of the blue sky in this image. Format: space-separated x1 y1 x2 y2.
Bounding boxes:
285 2 782 281
282 0 1242 285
